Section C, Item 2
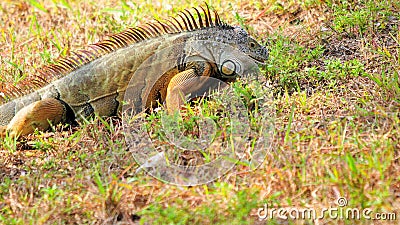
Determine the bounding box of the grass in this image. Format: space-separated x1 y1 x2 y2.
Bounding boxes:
0 0 399 224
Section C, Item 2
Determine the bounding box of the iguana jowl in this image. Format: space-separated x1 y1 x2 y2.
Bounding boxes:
0 5 268 138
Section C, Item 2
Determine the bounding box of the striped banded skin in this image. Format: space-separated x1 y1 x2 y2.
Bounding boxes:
0 4 268 138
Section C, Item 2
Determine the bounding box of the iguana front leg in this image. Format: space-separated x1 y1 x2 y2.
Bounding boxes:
165 67 226 114
0 98 67 138
166 69 200 114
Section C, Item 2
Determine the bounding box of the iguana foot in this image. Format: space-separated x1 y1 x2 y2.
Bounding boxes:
4 98 67 138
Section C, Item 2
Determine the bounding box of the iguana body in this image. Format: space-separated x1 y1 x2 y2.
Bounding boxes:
0 5 268 138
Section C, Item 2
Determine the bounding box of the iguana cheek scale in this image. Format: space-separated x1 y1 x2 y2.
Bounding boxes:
0 5 268 138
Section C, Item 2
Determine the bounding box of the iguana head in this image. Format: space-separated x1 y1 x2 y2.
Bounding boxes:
231 26 269 65
192 25 268 79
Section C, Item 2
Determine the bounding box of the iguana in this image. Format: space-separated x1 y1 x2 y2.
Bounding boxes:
0 4 268 138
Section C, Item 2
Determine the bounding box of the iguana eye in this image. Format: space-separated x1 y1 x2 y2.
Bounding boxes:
220 60 236 76
249 41 256 48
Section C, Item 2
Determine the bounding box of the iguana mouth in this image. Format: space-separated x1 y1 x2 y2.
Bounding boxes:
250 55 267 65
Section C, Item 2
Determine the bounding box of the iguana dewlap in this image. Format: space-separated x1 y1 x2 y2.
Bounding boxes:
0 5 268 138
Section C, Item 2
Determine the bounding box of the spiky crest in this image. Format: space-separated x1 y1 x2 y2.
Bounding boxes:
0 4 226 103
